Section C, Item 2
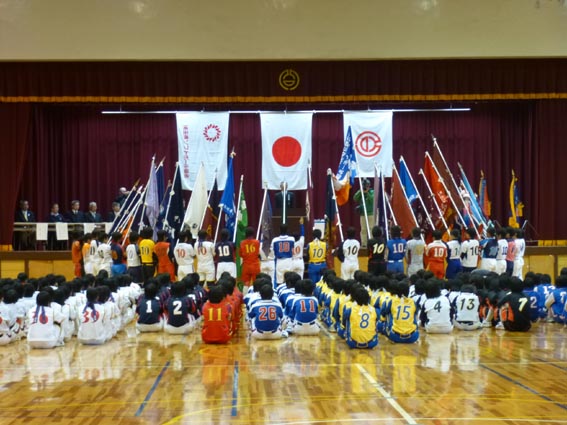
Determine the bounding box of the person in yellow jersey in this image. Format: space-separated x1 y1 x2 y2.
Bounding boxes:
381 281 419 343
342 285 378 349
139 226 157 284
306 228 328 284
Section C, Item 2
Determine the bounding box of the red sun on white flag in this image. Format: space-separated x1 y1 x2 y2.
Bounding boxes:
272 136 302 167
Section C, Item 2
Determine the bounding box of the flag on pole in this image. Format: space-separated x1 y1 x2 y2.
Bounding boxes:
432 143 466 212
479 170 491 218
163 163 185 240
235 188 248 276
374 167 388 238
458 163 486 227
424 153 453 223
390 165 419 238
399 158 418 205
261 113 313 190
156 160 166 207
325 170 338 247
202 176 220 239
508 170 524 228
334 126 356 205
220 155 236 237
183 163 208 239
343 111 394 178
259 192 274 258
306 164 314 223
145 157 160 231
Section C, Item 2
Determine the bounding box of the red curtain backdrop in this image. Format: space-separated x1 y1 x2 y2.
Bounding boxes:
0 104 32 248
9 100 565 246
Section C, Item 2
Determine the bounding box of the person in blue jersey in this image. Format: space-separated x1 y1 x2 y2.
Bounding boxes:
337 227 360 280
136 282 164 332
110 232 127 276
386 226 407 274
381 281 419 343
306 229 328 284
479 227 499 273
288 279 320 335
367 226 387 276
522 273 546 322
343 285 378 349
271 223 295 286
249 284 287 339
445 229 462 279
545 274 567 324
165 282 197 334
215 228 237 279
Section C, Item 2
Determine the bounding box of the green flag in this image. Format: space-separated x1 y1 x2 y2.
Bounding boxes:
235 189 248 281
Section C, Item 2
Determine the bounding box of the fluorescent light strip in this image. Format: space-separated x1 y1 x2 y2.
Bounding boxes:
101 108 470 114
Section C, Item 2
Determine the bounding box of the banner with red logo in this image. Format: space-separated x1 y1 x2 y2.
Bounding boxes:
176 112 229 190
343 111 393 177
261 113 313 190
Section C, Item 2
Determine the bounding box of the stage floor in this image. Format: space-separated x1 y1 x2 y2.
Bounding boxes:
1 321 567 424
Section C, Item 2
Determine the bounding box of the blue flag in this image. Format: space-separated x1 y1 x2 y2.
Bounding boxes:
164 163 185 240
459 165 486 225
220 156 236 237
399 158 418 204
336 126 357 185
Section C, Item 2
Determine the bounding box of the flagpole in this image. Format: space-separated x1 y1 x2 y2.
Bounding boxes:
327 168 344 243
233 175 244 243
109 179 140 233
116 186 144 235
256 183 269 240
200 170 217 230
306 161 313 223
355 163 371 241
213 209 224 244
431 138 481 236
418 168 450 237
425 151 470 235
163 162 179 230
400 156 436 232
112 183 141 234
385 195 397 226
392 163 419 231
282 180 287 225
380 166 389 241
457 162 488 227
139 156 156 231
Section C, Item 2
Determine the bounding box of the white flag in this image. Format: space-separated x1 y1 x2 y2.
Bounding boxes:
261 113 312 190
176 112 229 190
343 111 393 177
183 163 208 239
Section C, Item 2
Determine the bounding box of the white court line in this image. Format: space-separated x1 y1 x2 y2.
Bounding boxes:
355 363 418 425
274 419 567 425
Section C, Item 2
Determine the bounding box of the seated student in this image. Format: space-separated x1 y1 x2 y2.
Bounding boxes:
28 291 65 348
288 279 320 336
498 277 532 332
453 284 482 330
342 285 378 349
420 280 454 334
220 277 242 334
52 288 74 342
324 278 344 331
202 285 232 344
244 276 272 324
165 282 197 335
546 275 567 324
17 283 37 335
381 282 419 343
136 282 164 332
78 288 107 345
0 288 23 345
522 273 546 322
99 285 119 339
249 284 286 339
334 279 356 337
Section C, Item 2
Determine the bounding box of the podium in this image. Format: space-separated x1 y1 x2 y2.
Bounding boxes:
272 208 306 237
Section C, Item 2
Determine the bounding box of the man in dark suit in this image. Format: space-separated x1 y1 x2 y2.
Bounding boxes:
275 182 295 209
47 203 65 250
14 199 36 250
85 201 103 223
66 200 86 223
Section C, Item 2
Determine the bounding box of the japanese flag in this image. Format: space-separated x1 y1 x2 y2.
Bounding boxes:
261 113 313 190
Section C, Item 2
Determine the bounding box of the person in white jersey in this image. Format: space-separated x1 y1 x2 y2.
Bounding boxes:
337 227 360 280
291 218 305 276
96 233 113 276
460 228 480 273
513 229 526 279
174 230 196 281
125 232 143 284
495 229 508 275
195 229 216 286
406 227 425 277
452 284 481 330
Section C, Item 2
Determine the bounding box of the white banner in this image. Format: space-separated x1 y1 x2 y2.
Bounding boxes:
261 113 312 190
176 112 229 190
343 111 393 177
55 222 69 241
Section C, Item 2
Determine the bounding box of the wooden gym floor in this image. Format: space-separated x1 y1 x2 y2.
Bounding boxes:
1 322 567 424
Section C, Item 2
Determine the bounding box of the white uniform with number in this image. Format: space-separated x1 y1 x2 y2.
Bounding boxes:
174 242 196 280
406 239 425 277
422 296 453 334
195 240 215 282
341 239 360 280
513 238 526 279
90 240 101 276
291 236 305 276
453 292 481 330
460 239 480 270
496 239 508 275
96 242 113 275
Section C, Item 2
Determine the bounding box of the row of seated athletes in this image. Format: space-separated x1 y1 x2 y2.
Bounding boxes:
362 226 527 281
0 271 209 347
314 267 566 349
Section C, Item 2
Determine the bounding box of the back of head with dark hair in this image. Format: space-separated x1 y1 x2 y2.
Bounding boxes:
208 285 225 304
260 284 274 300
424 280 441 299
